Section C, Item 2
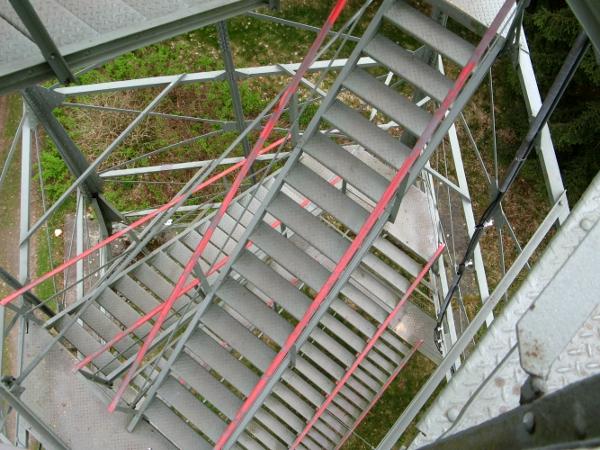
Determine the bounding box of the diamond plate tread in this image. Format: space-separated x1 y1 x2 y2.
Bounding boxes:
0 0 266 90
302 132 388 202
145 398 212 450
365 33 454 102
323 100 409 169
0 0 100 47
343 68 432 137
385 1 475 67
411 177 600 446
429 0 514 35
54 0 144 33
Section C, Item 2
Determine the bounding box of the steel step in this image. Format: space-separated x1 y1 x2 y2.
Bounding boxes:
385 1 475 67
285 162 422 279
248 225 411 366
269 192 411 303
79 305 136 357
185 329 344 446
267 192 411 363
285 162 367 232
113 274 163 316
157 377 229 445
365 33 454 102
97 288 152 338
232 249 407 366
185 328 342 441
323 100 409 169
216 279 381 407
343 68 431 137
302 132 388 202
145 399 212 450
57 318 120 375
170 353 293 448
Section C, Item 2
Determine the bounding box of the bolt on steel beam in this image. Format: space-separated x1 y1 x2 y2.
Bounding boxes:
8 0 76 85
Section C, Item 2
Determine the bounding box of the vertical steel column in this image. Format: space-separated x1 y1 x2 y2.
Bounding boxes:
15 105 32 448
75 190 85 300
446 120 492 325
217 21 252 158
516 29 569 224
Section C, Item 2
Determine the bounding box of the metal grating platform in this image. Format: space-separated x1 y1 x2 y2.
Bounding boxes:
0 0 267 94
21 323 175 450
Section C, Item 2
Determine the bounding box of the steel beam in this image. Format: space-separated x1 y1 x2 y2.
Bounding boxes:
247 11 361 42
217 21 252 158
53 57 378 96
16 108 32 448
22 76 184 243
0 0 269 95
100 152 290 178
21 86 120 237
75 191 85 300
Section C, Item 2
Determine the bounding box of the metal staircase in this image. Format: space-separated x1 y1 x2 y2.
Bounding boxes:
50 0 517 448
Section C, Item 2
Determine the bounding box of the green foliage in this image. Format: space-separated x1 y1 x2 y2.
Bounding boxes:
37 141 73 204
524 3 600 203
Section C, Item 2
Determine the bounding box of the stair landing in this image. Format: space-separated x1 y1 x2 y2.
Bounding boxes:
21 323 175 450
